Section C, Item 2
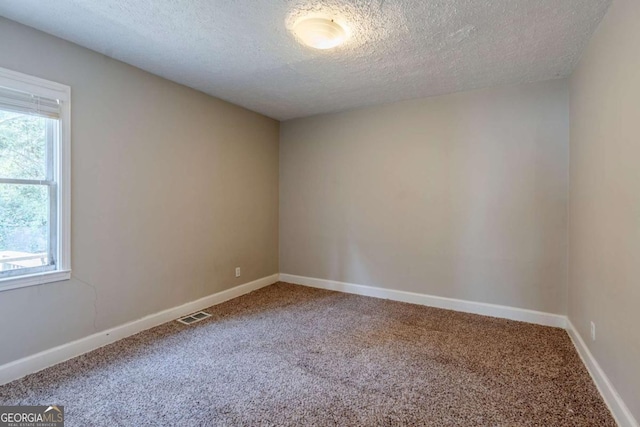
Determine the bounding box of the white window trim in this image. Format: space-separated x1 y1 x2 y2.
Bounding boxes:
0 67 71 292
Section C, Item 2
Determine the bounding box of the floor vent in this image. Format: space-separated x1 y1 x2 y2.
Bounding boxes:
177 311 212 325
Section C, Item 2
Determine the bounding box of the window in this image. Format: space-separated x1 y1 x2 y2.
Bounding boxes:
0 67 70 291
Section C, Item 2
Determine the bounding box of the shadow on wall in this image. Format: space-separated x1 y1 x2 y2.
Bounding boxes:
283 80 569 314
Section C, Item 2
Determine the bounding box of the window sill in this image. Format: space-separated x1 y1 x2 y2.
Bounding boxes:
0 270 71 292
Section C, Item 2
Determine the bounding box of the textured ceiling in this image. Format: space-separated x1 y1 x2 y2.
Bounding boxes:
0 0 610 120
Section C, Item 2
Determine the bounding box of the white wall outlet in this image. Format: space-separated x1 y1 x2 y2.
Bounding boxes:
590 321 596 341
235 267 241 278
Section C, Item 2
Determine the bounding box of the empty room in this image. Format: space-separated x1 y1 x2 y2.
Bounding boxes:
0 0 637 426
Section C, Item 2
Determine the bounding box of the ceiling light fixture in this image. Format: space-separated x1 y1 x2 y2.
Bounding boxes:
292 17 349 50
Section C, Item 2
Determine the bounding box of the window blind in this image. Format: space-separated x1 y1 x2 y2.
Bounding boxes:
0 85 61 119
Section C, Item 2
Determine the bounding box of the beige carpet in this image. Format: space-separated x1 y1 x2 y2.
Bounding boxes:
0 282 615 426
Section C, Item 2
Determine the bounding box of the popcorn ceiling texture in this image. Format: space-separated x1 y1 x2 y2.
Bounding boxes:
0 0 611 120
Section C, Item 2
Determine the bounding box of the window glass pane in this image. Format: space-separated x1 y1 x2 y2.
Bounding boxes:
0 183 50 273
0 109 49 180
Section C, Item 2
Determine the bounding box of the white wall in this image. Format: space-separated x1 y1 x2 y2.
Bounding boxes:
0 18 279 366
569 0 640 420
280 79 569 314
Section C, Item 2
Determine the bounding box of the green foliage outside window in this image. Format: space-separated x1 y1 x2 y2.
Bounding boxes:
0 110 49 253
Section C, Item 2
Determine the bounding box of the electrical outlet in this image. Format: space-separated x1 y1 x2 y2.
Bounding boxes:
235 267 241 278
590 321 596 341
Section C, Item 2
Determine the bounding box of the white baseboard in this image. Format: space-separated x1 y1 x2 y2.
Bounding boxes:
2 272 635 427
0 273 279 386
280 273 637 427
566 320 639 427
280 273 566 328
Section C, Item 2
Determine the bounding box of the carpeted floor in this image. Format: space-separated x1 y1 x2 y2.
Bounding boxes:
0 282 615 426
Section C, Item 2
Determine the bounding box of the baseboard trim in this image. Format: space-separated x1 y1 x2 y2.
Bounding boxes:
279 273 566 328
280 273 636 426
566 320 639 427
3 272 634 427
0 273 279 386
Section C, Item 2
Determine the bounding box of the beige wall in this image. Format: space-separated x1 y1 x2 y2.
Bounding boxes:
7 7 639 418
569 0 640 420
0 18 279 365
280 79 569 314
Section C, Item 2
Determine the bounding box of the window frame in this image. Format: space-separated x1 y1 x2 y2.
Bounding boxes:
0 67 71 292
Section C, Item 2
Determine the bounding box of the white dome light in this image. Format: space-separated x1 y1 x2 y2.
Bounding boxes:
292 17 348 50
